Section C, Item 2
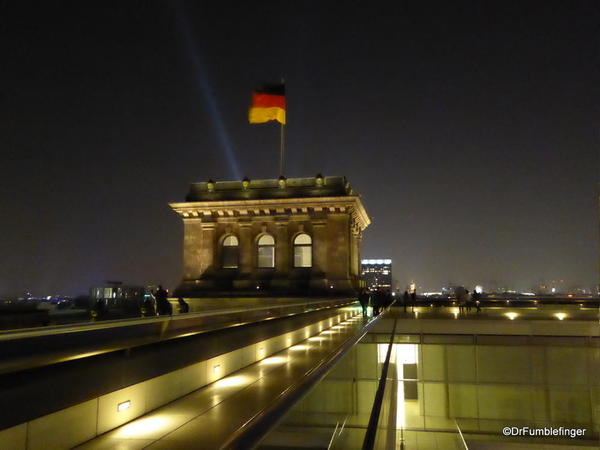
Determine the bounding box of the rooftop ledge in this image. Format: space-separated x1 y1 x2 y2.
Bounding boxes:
184 175 354 202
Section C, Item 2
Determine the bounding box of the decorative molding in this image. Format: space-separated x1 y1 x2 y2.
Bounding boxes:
170 195 371 231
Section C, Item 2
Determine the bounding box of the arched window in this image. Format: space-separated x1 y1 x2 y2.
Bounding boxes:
293 233 312 267
257 234 275 268
222 235 239 268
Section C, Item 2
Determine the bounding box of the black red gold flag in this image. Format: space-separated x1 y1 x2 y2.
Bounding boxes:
248 84 286 124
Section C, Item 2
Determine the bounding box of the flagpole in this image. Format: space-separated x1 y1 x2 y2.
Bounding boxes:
280 122 285 176
279 77 286 177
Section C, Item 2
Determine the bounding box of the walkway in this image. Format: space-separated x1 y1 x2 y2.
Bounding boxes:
76 312 367 449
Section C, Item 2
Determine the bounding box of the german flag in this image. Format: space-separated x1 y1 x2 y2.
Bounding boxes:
248 84 286 125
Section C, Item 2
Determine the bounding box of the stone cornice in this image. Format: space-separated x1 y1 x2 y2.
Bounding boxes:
170 195 371 231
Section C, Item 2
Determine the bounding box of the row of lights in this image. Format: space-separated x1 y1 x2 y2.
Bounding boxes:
114 310 361 419
110 309 362 441
504 312 568 321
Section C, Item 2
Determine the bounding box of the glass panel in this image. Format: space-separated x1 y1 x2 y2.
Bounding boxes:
258 234 274 245
294 245 312 267
223 235 238 246
257 335 372 450
258 245 275 268
294 233 312 245
222 246 238 268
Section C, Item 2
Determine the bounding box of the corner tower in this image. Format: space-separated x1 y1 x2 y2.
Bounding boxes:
170 175 370 298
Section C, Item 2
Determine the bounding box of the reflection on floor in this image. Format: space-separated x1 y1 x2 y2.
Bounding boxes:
75 310 364 450
258 329 600 450
74 306 600 450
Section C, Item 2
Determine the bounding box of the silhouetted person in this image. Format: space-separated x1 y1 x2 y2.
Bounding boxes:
410 291 416 311
466 290 472 312
472 291 482 312
155 285 172 316
93 299 106 320
403 290 409 313
142 297 156 316
373 289 385 316
383 290 393 309
455 286 467 313
358 289 370 317
178 297 189 314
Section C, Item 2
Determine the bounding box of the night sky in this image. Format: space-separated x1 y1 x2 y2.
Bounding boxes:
1 1 598 296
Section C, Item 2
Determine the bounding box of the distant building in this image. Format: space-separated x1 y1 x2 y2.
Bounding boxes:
170 175 371 297
361 259 392 291
90 281 144 304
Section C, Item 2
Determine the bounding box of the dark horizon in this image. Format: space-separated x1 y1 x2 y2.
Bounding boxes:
1 1 598 297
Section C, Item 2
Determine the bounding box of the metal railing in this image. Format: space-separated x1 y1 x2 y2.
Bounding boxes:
221 314 379 450
362 317 398 450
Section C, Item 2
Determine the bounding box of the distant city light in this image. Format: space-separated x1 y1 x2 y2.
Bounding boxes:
361 259 392 264
474 285 483 294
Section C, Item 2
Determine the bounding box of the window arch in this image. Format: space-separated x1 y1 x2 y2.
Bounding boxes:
257 234 275 268
293 233 312 268
222 235 239 268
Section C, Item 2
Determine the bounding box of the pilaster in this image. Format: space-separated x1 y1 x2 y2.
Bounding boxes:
199 222 216 276
275 220 289 274
238 222 253 274
312 220 327 275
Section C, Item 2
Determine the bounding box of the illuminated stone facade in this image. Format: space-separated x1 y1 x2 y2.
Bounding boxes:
170 175 370 297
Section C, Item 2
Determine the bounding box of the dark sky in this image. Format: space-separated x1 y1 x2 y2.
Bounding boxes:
1 1 598 296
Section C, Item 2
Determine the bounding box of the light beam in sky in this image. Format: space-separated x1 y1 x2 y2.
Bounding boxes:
174 3 241 180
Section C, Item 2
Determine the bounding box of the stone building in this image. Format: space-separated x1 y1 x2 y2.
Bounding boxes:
170 175 370 297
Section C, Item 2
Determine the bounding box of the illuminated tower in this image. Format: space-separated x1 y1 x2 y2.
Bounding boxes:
361 259 392 290
170 175 370 297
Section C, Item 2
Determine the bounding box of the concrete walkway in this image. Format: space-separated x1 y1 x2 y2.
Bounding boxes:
75 311 367 449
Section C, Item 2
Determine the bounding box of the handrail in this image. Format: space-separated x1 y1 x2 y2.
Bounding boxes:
220 315 380 450
362 315 398 450
0 298 356 339
455 419 469 449
0 300 358 376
